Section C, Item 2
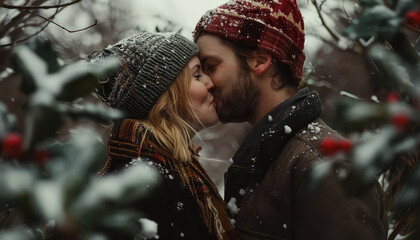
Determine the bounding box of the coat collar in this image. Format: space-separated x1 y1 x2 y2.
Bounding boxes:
231 88 322 180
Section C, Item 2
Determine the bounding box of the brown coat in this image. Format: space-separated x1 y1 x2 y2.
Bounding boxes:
225 88 388 240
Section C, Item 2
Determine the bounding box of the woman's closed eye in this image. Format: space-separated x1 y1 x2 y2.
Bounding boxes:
194 74 203 80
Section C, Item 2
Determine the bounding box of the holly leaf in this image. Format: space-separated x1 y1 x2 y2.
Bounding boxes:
81 210 143 240
394 165 420 214
53 59 119 102
10 45 49 95
345 5 401 41
24 104 64 148
66 103 124 124
27 38 60 74
11 44 119 102
369 44 416 97
0 102 17 139
0 230 37 240
332 97 387 133
395 0 420 16
359 0 384 7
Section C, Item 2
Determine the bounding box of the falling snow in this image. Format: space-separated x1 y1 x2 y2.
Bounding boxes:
284 125 292 134
227 197 240 215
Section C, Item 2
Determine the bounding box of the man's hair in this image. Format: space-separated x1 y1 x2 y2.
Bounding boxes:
142 66 201 162
228 41 299 90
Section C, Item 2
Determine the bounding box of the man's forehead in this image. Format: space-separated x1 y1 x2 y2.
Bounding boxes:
197 35 234 60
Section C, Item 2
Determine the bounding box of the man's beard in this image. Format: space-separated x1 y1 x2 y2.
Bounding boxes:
216 69 260 123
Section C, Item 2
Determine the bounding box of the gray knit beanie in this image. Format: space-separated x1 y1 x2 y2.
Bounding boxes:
89 32 198 119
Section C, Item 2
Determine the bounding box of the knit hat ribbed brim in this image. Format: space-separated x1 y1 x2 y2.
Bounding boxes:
90 32 198 119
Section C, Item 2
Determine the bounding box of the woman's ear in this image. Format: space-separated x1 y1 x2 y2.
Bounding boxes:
248 51 272 77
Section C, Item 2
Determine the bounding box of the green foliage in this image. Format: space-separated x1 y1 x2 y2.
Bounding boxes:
346 0 420 41
1 39 156 240
346 5 401 41
332 97 387 133
308 0 420 237
10 38 123 149
0 103 17 139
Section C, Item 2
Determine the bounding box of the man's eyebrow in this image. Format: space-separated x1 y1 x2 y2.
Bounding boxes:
199 55 221 64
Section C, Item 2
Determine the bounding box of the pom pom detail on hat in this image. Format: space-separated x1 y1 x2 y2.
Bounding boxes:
90 32 198 119
194 0 305 80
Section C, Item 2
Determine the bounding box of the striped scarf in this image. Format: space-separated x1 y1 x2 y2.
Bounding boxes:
101 119 238 239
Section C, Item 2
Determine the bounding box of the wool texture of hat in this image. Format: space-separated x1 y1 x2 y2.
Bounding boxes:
194 0 305 80
90 32 198 119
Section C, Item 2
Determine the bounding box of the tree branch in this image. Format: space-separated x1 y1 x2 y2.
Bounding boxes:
28 10 97 33
0 22 50 47
0 1 59 47
311 0 341 42
0 0 45 38
1 0 81 10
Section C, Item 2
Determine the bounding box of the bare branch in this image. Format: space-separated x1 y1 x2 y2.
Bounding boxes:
0 22 50 47
27 10 97 33
0 0 49 38
311 0 341 42
1 0 81 10
0 11 27 38
0 1 60 47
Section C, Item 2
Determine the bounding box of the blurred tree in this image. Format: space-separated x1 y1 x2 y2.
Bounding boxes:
3 0 420 239
0 37 159 240
303 1 420 239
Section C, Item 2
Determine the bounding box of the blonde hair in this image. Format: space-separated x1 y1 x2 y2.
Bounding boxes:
142 66 202 162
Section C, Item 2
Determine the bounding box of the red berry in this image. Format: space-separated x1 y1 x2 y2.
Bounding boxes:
34 150 50 165
320 138 339 156
405 11 420 27
339 139 352 153
2 133 24 159
392 114 410 130
387 93 400 103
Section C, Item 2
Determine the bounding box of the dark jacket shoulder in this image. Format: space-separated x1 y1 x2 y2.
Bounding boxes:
225 89 388 240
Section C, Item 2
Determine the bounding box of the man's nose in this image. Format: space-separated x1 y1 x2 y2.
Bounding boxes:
203 76 215 92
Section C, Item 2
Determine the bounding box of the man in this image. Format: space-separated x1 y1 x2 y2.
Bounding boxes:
193 0 388 239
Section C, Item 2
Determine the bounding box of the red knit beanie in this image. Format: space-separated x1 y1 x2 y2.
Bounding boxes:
194 0 305 80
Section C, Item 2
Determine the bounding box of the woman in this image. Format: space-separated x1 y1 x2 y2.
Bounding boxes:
90 32 237 239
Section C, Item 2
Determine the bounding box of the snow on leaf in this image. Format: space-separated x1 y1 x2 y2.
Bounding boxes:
0 230 34 240
73 164 158 211
340 91 360 100
33 180 64 221
0 166 35 198
139 218 158 239
371 95 380 103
